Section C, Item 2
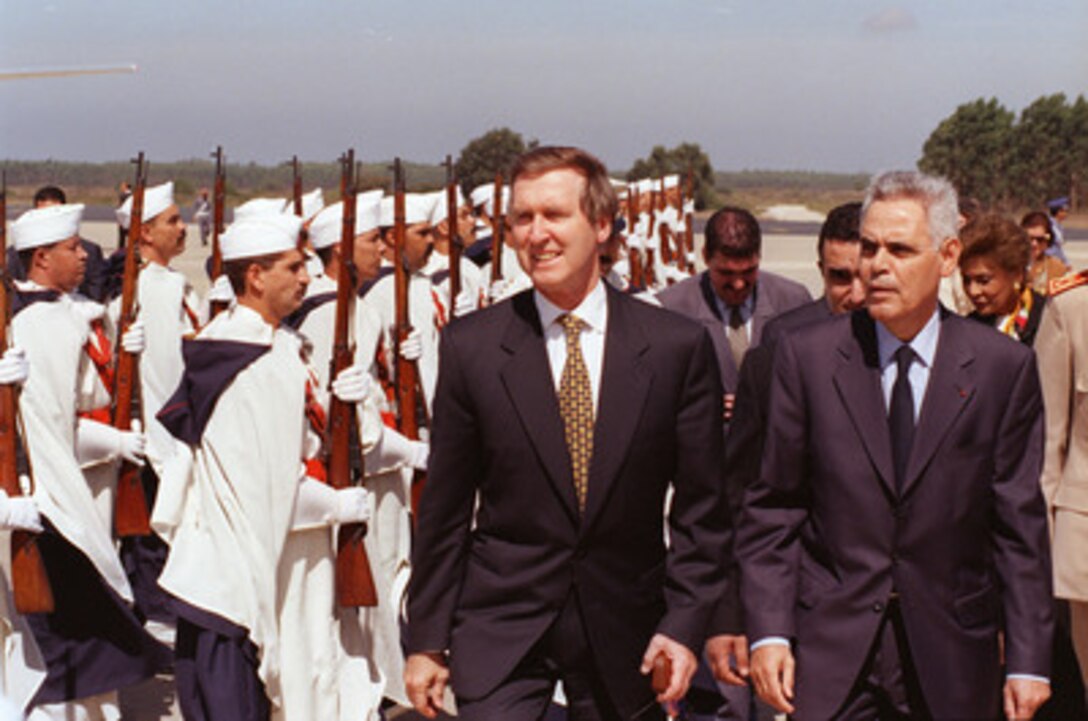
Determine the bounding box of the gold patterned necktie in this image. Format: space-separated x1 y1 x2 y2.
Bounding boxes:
558 314 594 513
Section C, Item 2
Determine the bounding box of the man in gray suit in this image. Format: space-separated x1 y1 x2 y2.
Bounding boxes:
740 171 1053 720
658 207 810 423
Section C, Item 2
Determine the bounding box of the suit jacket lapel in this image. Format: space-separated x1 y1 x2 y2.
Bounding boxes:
698 272 737 388
581 287 651 534
902 315 975 496
750 282 776 347
499 293 580 523
832 312 896 496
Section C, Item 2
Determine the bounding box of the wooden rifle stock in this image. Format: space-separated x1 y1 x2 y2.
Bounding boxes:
209 146 228 318
489 172 504 284
327 150 378 608
444 155 462 302
291 155 303 217
391 159 428 518
0 170 54 614
113 154 152 537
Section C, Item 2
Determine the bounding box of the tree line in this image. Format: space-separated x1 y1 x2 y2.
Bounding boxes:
918 93 1088 212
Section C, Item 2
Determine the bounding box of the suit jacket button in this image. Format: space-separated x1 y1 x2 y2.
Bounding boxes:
872 601 884 613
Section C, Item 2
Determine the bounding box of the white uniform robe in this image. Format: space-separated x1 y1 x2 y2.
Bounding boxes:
361 261 440 414
157 306 307 708
12 285 132 603
136 262 200 481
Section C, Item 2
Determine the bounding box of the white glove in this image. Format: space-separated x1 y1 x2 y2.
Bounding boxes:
119 420 146 466
453 290 477 318
331 364 373 404
643 232 660 252
0 347 29 386
334 486 373 525
121 318 146 354
489 279 512 303
207 274 235 304
410 440 429 472
399 329 423 362
0 490 43 533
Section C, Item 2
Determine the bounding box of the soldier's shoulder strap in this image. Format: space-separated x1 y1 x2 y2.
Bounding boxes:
1049 270 1088 297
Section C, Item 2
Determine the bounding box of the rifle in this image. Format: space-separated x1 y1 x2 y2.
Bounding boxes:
327 150 378 608
489 171 504 284
209 146 228 318
642 183 658 289
0 171 55 614
658 177 675 266
443 155 462 302
627 186 645 290
113 153 152 537
291 155 303 217
391 159 428 518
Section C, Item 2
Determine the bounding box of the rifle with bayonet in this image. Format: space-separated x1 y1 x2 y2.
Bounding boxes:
391 159 428 519
643 183 658 289
444 155 462 302
0 171 55 613
489 172 504 284
209 146 228 318
327 149 378 608
658 177 675 267
113 153 152 537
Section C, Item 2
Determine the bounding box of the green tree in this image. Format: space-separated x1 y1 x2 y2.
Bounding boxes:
454 128 533 196
627 142 716 209
918 97 1014 208
1064 94 1088 211
1009 93 1072 207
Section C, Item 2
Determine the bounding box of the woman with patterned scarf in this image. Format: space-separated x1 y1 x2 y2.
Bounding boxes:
959 212 1047 347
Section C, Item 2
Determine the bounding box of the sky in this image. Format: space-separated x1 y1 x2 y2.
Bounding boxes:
1 0 1085 173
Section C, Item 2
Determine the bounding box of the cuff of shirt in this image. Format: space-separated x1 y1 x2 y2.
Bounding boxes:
750 636 791 652
1007 673 1050 684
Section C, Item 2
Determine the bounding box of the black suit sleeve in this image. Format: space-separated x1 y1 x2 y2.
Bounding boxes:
656 328 734 650
992 350 1055 677
405 324 482 654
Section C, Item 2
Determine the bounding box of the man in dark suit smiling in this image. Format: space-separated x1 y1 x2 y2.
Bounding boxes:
404 146 734 720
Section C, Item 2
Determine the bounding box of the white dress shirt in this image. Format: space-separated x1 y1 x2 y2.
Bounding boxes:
534 280 608 413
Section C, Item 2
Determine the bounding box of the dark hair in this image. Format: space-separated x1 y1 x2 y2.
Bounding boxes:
704 206 761 259
17 248 37 274
1020 210 1051 234
315 245 335 268
223 252 282 295
33 185 67 206
958 196 983 225
817 202 861 258
959 213 1030 278
509 146 618 225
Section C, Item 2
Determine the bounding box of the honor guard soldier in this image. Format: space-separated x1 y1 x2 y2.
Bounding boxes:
155 213 372 721
421 189 481 324
11 203 168 720
116 180 199 629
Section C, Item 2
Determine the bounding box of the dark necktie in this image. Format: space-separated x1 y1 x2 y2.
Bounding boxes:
728 306 748 368
558 314 593 513
889 345 915 493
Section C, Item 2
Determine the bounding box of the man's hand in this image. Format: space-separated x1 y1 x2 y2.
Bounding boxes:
405 652 449 719
640 633 697 711
723 393 735 422
705 634 749 686
1004 677 1050 720
750 643 796 715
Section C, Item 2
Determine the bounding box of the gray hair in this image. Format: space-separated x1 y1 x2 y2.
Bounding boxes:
861 170 959 248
